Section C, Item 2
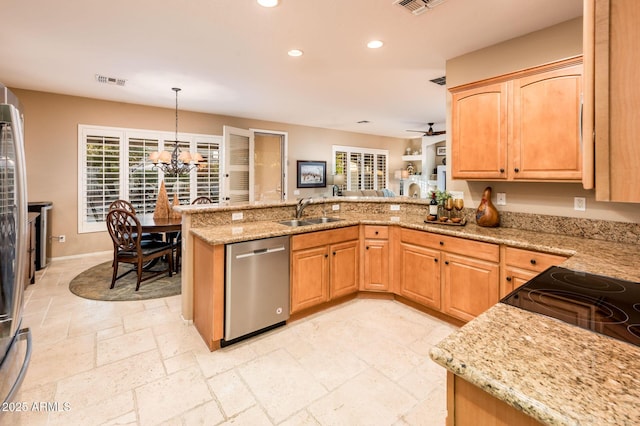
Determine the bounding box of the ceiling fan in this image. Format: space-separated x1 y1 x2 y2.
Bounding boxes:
407 122 446 136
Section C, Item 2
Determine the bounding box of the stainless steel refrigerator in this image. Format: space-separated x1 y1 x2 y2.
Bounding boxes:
0 83 32 404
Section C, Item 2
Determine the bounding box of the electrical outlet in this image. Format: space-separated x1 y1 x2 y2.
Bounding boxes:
231 212 243 221
293 189 300 196
390 204 400 211
332 204 340 211
58 235 66 243
496 193 506 206
574 197 586 211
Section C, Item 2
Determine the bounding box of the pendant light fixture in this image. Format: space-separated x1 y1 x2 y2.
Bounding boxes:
148 87 205 176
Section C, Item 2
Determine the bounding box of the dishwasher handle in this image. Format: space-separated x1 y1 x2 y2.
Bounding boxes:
235 245 286 259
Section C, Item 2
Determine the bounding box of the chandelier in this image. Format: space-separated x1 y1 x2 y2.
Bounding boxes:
148 87 206 176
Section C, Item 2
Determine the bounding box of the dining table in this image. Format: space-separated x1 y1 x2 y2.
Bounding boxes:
137 213 182 272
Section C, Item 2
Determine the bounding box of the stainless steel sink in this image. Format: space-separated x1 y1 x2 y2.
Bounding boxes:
278 219 313 227
305 217 343 224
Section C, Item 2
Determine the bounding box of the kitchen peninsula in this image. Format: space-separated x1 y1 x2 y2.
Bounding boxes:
176 198 640 426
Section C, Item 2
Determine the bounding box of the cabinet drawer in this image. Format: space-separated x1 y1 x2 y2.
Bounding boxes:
504 247 567 272
364 225 388 239
291 226 359 251
400 228 499 262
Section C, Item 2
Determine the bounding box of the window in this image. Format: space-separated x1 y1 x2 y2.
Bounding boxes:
78 125 220 233
332 145 388 191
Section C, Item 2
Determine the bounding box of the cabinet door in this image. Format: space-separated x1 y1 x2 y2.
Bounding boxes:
589 0 640 202
502 266 538 298
512 64 583 180
442 253 499 322
363 239 389 291
451 82 508 179
329 240 359 299
398 242 441 309
291 246 329 313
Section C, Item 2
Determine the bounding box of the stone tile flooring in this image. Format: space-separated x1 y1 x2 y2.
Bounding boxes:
6 253 458 425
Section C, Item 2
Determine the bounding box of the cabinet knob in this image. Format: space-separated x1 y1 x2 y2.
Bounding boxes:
514 168 520 173
324 254 328 258
366 246 369 250
434 258 438 263
506 276 512 282
444 261 449 265
332 251 336 256
439 241 444 246
375 231 379 235
499 168 505 173
530 259 536 265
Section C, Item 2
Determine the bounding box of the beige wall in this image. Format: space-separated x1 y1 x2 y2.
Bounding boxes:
15 88 407 257
445 17 640 223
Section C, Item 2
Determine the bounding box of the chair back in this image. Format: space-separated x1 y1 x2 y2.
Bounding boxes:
192 196 213 205
106 208 142 253
109 199 136 214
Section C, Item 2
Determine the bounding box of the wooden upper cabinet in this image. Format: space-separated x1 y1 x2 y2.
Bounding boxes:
585 0 640 202
451 82 508 179
512 64 583 180
450 57 583 182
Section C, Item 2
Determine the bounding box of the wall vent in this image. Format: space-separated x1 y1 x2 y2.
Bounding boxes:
95 74 127 86
430 76 446 86
392 0 447 16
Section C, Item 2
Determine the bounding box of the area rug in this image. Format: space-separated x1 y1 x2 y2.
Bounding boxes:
69 261 181 301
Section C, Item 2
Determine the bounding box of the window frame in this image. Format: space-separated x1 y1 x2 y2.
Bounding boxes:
332 145 389 191
77 124 220 234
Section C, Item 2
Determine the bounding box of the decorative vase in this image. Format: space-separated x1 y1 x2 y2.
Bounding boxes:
475 186 500 227
171 194 181 219
153 180 170 219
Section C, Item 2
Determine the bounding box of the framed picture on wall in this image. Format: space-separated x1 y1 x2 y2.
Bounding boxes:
297 161 327 188
436 146 446 156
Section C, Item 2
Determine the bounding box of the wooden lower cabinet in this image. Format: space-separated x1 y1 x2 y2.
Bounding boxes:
363 225 390 292
329 240 360 298
447 372 543 426
398 242 441 309
501 246 568 297
441 253 500 322
290 226 359 314
291 246 329 312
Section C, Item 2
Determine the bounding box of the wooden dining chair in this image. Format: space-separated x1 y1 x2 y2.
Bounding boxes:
191 196 213 205
108 199 162 242
106 208 174 291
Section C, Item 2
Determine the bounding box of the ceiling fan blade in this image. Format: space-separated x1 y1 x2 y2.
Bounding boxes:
406 129 428 133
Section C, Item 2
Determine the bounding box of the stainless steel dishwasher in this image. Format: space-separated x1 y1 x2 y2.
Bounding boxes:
223 236 290 346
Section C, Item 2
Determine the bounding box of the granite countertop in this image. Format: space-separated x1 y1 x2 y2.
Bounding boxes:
190 211 640 425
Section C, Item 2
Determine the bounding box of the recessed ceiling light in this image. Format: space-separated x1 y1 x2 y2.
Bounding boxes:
367 40 384 49
257 0 278 7
288 49 303 57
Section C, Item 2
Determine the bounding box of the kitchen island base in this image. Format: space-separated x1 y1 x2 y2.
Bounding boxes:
447 372 543 426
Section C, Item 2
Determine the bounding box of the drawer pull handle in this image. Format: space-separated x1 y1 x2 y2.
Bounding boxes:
439 241 444 246
530 259 537 265
375 231 379 235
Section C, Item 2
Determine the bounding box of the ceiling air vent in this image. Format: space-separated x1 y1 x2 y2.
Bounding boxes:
392 0 447 16
430 76 446 86
95 74 127 86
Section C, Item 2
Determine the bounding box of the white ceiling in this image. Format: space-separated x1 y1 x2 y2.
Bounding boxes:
1 0 583 138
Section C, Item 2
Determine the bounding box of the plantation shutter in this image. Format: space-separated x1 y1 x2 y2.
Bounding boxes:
128 137 159 214
82 133 121 231
196 139 221 202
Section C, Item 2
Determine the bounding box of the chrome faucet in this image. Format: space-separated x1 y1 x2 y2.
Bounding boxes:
295 197 313 219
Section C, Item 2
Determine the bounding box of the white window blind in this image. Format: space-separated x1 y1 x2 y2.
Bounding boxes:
82 132 121 231
332 145 389 191
196 139 221 202
128 137 159 215
78 125 220 233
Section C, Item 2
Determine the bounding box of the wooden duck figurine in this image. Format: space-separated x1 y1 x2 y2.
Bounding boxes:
476 186 500 227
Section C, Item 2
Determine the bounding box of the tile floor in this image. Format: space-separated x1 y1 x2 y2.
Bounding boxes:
7 252 458 426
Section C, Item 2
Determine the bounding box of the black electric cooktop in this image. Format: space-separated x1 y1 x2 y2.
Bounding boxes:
501 266 640 347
